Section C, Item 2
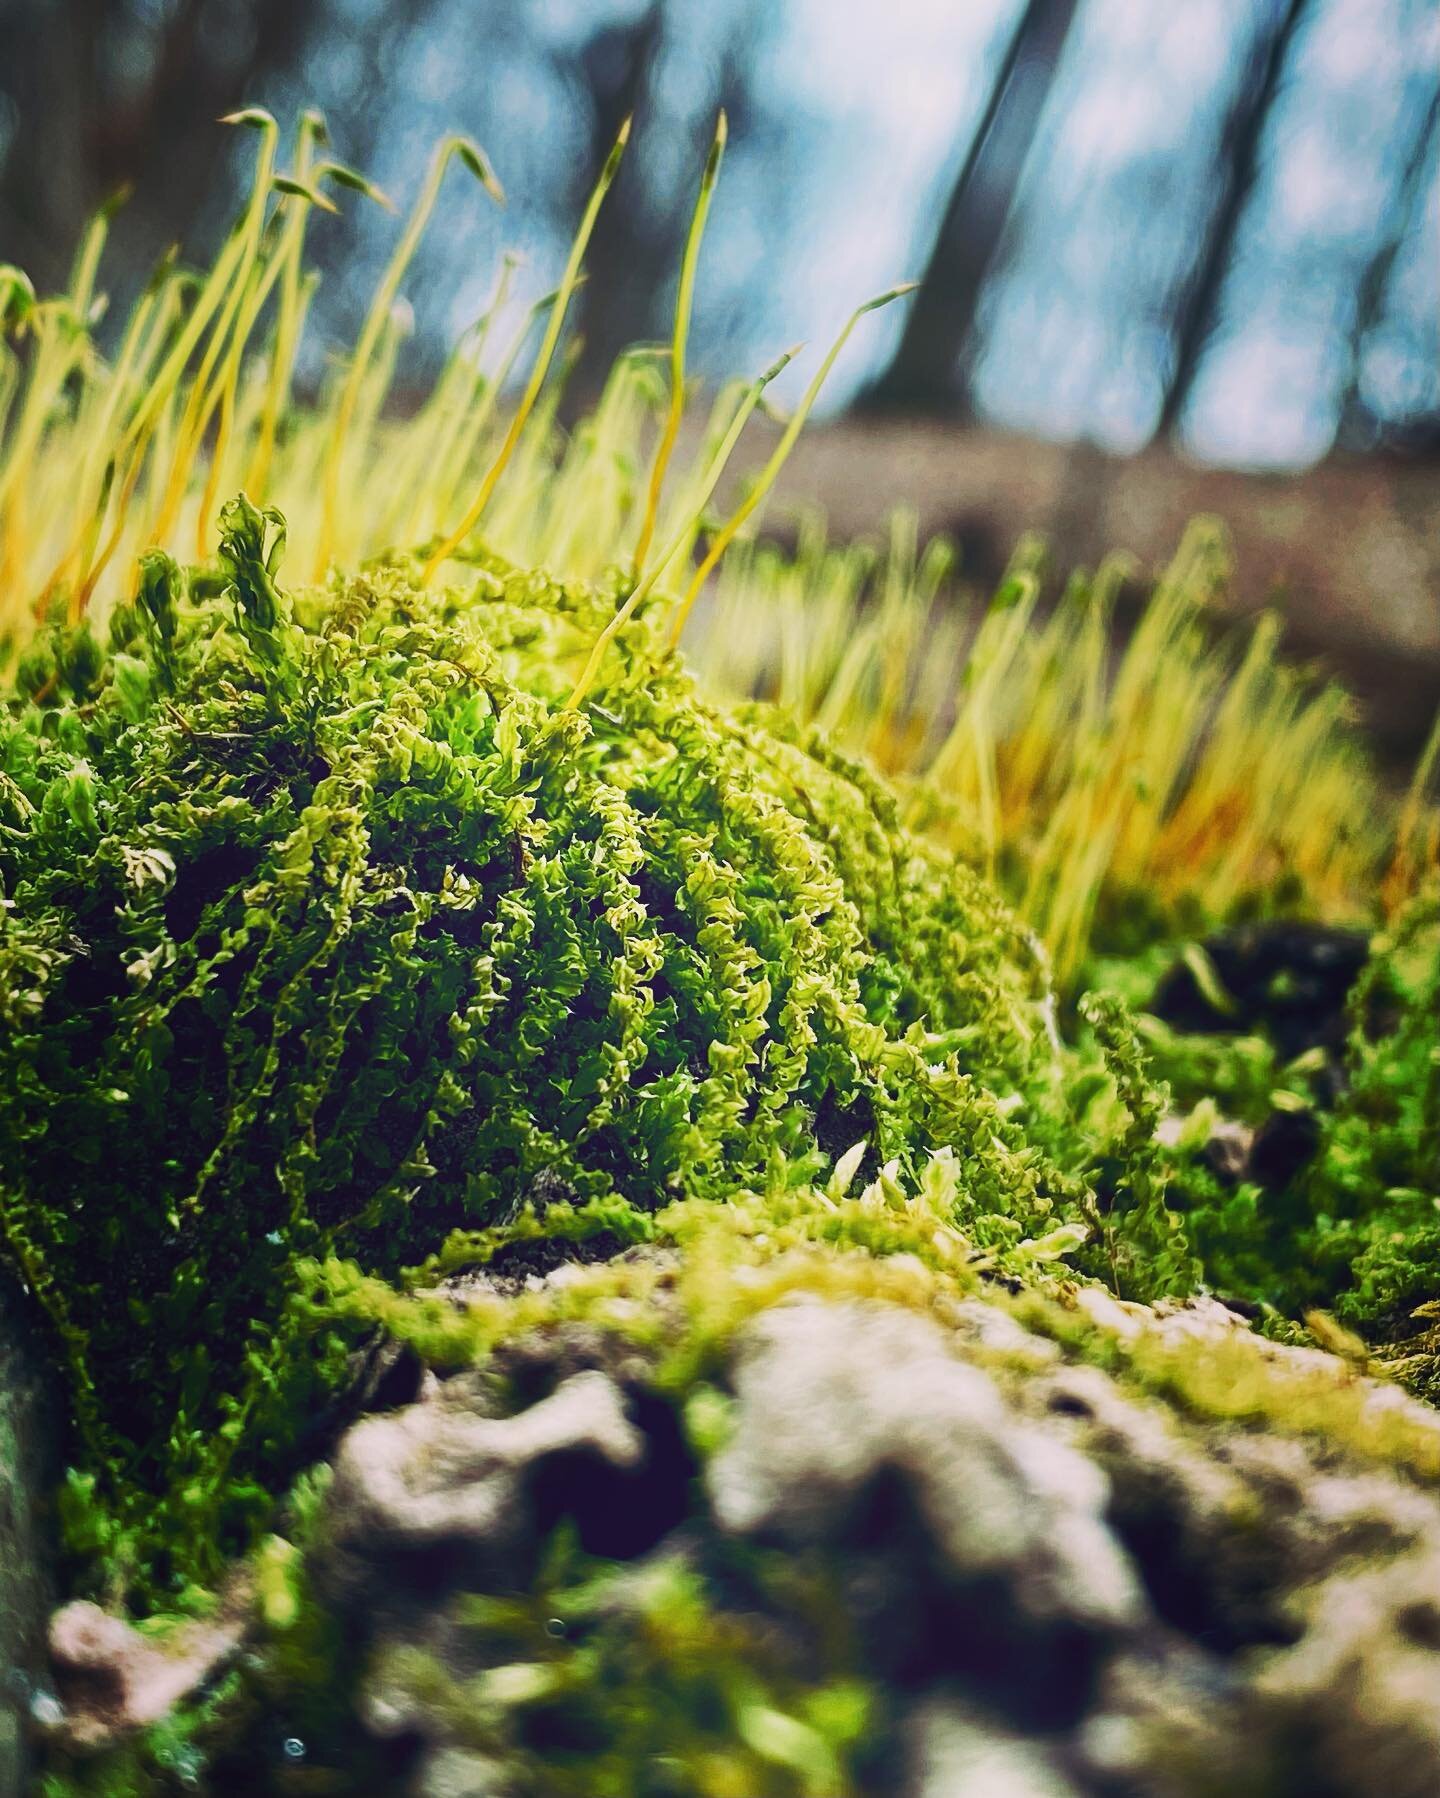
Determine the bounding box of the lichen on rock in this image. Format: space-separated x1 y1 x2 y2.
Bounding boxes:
192 1271 1440 1797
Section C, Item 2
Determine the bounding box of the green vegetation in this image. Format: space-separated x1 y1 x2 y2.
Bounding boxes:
38 1130 1440 1793
365 1536 875 1798
693 516 1437 985
1152 895 1440 1340
0 491 1081 1597
2 113 1434 982
1 103 1438 1796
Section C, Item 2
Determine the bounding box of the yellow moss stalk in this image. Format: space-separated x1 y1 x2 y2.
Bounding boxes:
314 133 502 577
664 283 917 652
420 118 630 586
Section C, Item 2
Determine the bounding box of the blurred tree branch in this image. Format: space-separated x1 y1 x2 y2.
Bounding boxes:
0 0 323 294
858 0 1080 417
1155 0 1314 438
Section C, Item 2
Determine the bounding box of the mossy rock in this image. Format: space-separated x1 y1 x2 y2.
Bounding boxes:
46 1235 1440 1798
0 502 1074 1593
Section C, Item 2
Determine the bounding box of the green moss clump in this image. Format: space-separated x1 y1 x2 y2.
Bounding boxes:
1304 898 1440 1328
0 497 1076 1591
1133 895 1440 1336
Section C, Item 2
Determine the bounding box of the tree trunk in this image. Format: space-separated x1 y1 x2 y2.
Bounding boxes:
1155 0 1314 439
1335 82 1440 449
563 5 667 410
859 0 1081 417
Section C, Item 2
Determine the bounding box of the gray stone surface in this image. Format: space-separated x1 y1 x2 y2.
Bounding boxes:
708 1300 1143 1636
83 1282 1440 1794
322 1367 644 1606
905 1697 1084 1798
47 1590 251 1753
311 1290 1440 1794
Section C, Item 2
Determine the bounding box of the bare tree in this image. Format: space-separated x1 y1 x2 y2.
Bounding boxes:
859 0 1080 416
1335 81 1440 450
563 3 667 405
1155 0 1314 438
0 0 323 295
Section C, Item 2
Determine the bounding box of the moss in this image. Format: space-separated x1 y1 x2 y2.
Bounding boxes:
0 497 1083 1597
371 1533 877 1798
302 1129 1440 1489
1140 893 1440 1339
7 493 1437 1617
2 107 1436 1798
6 494 1433 1607
27 1109 1440 1793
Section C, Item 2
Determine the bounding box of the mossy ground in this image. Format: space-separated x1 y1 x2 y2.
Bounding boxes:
1 497 1083 1598
34 1126 1440 1795
4 487 1436 1796
1 107 1437 1796
3 489 1436 1579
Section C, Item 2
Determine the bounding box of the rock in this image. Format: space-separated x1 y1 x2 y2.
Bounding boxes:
1200 1117 1253 1183
1253 1546 1440 1798
904 1696 1084 1798
1075 1549 1440 1798
708 1300 1143 1639
411 1745 510 1798
48 1586 251 1752
0 1269 57 1797
1246 1104 1323 1188
1149 1294 1440 1438
275 1287 1440 1794
321 1367 645 1610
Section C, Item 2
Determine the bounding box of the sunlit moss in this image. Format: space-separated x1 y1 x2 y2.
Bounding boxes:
2 104 1437 1796
0 498 1079 1596
1 112 1434 983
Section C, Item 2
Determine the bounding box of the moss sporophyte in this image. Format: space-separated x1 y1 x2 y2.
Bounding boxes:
0 103 1437 1641
1 110 1432 967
